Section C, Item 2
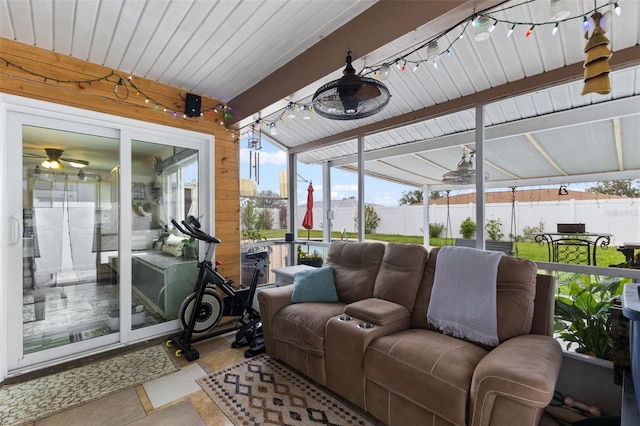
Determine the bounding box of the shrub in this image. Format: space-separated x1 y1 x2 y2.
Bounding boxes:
429 223 444 238
459 217 476 239
485 218 503 241
257 208 274 230
354 205 380 234
521 219 546 241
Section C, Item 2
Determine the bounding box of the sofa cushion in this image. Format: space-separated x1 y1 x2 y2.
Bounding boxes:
373 243 428 312
291 266 338 303
410 248 537 344
271 302 345 357
326 241 386 304
365 329 488 426
344 298 410 326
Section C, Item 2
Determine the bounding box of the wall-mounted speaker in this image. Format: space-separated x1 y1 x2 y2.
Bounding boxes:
185 93 201 117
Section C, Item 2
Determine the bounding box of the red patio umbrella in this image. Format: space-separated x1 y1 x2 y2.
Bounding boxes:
302 183 314 240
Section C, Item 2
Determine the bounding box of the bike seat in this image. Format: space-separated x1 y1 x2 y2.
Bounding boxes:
245 250 269 260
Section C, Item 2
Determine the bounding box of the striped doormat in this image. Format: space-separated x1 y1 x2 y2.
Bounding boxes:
0 345 178 426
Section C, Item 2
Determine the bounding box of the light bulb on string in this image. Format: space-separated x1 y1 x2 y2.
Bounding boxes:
525 25 534 38
614 2 621 15
401 61 407 71
583 16 590 31
552 23 559 35
507 24 516 38
378 63 390 81
413 63 419 72
489 20 497 33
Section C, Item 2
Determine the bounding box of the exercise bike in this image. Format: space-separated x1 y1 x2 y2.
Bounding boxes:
166 216 269 361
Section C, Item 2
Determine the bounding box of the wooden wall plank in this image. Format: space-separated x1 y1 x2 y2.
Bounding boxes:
0 37 241 284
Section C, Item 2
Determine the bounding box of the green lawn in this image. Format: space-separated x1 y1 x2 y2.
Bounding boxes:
257 229 627 266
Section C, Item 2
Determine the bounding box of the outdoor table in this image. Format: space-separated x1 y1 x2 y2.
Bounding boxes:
533 232 613 266
617 243 640 269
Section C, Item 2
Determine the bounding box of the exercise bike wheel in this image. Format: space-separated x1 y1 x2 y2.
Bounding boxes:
179 289 224 333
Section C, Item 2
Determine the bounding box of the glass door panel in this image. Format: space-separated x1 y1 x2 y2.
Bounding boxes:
130 141 198 327
22 126 120 354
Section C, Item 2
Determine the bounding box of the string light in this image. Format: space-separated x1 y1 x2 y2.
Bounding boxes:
0 57 229 123
614 2 621 15
244 0 623 138
525 25 535 38
583 16 590 31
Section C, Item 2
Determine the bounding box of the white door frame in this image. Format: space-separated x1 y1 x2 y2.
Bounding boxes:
0 94 214 378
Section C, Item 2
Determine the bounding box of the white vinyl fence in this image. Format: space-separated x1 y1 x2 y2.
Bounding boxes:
296 198 640 244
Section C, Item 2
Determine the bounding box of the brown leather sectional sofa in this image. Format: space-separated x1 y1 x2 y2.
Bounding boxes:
258 241 563 425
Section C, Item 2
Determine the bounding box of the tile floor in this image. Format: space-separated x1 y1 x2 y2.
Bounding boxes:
27 333 246 426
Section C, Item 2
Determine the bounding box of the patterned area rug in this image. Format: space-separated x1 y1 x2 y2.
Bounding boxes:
197 354 376 426
0 345 178 426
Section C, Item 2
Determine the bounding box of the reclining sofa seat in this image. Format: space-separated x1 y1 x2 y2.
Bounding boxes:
257 242 562 426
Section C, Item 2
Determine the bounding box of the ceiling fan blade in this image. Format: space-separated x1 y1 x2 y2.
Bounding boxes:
60 157 89 166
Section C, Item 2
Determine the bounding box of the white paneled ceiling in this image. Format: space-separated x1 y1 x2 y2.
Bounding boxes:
2 0 639 190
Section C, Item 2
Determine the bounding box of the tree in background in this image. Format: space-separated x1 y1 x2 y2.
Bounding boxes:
240 200 259 231
278 203 287 229
587 179 640 198
255 189 283 208
429 191 442 200
398 189 423 205
257 208 274 230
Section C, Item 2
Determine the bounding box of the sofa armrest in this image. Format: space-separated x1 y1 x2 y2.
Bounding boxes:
344 298 410 326
258 286 294 319
257 286 294 357
469 334 562 426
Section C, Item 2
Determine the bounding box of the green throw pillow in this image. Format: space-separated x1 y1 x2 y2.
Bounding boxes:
291 266 338 303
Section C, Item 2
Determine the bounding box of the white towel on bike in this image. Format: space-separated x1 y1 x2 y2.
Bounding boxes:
427 246 503 346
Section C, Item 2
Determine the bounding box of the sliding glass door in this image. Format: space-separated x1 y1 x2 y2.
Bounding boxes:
3 97 213 373
21 125 120 355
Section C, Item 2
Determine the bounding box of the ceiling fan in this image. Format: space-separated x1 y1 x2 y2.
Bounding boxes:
24 148 89 169
441 148 477 185
312 50 391 120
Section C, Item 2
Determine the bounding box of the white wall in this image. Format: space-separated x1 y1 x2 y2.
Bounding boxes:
296 199 640 244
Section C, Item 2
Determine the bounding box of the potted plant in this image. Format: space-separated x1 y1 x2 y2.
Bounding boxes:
182 237 197 259
554 273 627 360
298 246 323 267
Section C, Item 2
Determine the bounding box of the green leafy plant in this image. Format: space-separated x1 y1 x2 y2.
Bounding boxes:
429 223 444 238
354 204 380 234
485 218 503 241
181 237 198 259
459 217 476 239
554 274 627 360
297 246 323 266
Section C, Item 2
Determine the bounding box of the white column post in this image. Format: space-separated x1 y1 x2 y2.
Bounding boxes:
323 161 332 243
357 135 365 242
423 184 429 247
475 104 486 249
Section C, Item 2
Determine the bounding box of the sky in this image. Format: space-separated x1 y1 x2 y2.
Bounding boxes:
239 139 416 206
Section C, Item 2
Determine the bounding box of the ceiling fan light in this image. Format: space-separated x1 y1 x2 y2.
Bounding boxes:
43 159 63 169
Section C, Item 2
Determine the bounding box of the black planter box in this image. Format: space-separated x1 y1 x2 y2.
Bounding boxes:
557 223 585 233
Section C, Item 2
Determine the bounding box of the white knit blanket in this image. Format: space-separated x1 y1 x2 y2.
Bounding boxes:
427 246 504 346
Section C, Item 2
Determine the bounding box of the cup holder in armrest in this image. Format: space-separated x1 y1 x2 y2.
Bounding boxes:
338 314 353 321
357 322 374 329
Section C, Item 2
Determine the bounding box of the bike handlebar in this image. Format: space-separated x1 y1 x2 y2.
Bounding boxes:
171 217 221 244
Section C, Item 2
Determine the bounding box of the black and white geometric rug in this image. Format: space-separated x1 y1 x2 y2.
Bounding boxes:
197 354 375 426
